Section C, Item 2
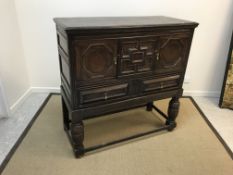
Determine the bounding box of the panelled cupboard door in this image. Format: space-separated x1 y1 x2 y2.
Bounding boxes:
73 39 117 81
154 34 190 74
118 33 191 76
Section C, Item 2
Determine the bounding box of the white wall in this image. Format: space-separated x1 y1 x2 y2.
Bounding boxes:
14 0 233 96
0 0 30 110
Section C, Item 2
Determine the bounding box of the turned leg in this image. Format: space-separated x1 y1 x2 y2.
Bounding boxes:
146 102 153 111
71 121 84 157
166 97 180 131
61 97 70 131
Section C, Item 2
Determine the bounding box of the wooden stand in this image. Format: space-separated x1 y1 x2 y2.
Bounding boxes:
61 93 180 158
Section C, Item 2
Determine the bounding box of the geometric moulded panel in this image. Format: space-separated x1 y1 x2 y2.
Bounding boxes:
74 40 117 81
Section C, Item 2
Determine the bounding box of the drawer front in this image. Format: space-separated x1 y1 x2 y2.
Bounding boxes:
80 84 128 104
119 37 159 76
143 75 180 92
73 39 117 81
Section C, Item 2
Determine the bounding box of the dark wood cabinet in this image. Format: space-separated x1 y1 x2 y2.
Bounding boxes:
54 16 198 157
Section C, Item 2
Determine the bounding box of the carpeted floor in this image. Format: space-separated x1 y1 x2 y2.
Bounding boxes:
2 95 233 175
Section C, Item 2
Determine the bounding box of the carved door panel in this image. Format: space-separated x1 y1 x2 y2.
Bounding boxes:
154 35 189 74
73 39 117 81
119 37 159 76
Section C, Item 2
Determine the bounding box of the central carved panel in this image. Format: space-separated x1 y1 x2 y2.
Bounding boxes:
120 39 157 75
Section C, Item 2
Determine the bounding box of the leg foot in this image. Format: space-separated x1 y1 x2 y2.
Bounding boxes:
166 97 180 131
74 147 85 158
146 102 153 111
71 122 84 158
166 121 177 131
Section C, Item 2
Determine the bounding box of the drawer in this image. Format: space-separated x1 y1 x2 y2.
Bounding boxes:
143 75 180 92
80 84 128 104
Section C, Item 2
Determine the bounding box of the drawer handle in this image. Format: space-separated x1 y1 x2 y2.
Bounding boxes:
104 92 108 100
160 82 164 89
156 53 160 61
114 56 117 64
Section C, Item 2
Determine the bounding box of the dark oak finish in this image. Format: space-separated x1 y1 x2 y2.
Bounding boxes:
54 16 198 157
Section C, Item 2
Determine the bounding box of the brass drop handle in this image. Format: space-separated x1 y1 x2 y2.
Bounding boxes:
156 53 160 61
104 92 108 100
114 56 117 64
160 82 164 89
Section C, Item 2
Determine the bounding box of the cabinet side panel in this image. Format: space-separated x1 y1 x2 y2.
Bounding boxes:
57 32 69 55
59 54 71 85
56 28 73 108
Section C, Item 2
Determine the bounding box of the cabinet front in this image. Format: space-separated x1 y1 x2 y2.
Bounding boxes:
71 31 192 108
73 39 117 81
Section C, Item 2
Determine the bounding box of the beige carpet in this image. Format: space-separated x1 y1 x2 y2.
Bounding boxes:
2 95 233 175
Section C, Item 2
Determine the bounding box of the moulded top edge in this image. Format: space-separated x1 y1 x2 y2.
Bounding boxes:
53 16 199 31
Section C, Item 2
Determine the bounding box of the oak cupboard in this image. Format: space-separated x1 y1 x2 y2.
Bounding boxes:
54 16 198 157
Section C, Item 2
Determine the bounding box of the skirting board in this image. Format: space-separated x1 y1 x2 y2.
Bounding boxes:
183 90 221 98
9 87 60 114
8 88 31 116
9 86 220 116
30 87 60 93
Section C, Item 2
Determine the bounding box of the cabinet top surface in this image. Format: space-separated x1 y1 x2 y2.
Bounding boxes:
54 16 198 30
